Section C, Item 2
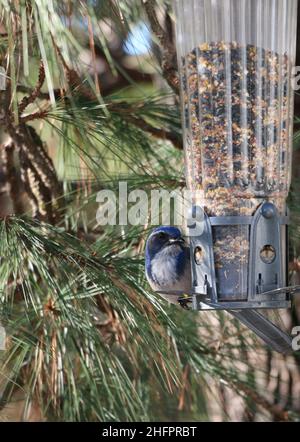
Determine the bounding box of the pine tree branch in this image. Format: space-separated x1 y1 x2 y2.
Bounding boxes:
21 110 49 123
117 112 183 149
16 85 61 102
5 123 63 223
143 0 179 94
233 380 290 422
1 139 24 215
18 62 46 115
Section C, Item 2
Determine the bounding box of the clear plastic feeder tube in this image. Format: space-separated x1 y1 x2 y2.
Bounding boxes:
174 0 298 300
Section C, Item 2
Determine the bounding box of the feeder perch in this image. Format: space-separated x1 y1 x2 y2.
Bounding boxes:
174 0 300 312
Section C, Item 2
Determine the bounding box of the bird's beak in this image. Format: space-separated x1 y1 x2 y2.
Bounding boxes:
167 237 185 246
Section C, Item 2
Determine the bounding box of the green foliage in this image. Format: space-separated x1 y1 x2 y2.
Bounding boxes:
0 217 287 421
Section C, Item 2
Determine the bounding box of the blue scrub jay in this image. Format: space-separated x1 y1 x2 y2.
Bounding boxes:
145 226 191 305
145 226 292 354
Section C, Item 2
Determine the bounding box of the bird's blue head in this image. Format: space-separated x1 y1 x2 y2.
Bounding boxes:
145 226 185 260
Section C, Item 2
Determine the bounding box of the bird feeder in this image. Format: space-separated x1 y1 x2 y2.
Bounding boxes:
174 0 300 310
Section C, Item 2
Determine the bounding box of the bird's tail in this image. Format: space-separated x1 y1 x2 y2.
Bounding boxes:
230 309 292 355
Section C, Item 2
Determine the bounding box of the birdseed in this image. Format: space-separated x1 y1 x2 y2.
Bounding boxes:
180 41 292 299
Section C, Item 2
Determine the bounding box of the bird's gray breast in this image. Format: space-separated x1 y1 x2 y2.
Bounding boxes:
150 245 191 294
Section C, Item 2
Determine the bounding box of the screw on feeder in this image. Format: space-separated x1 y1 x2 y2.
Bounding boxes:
261 203 276 219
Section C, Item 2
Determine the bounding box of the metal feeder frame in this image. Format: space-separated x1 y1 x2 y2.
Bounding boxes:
187 201 300 311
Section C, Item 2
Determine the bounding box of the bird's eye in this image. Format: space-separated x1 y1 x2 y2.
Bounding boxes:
157 232 167 240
